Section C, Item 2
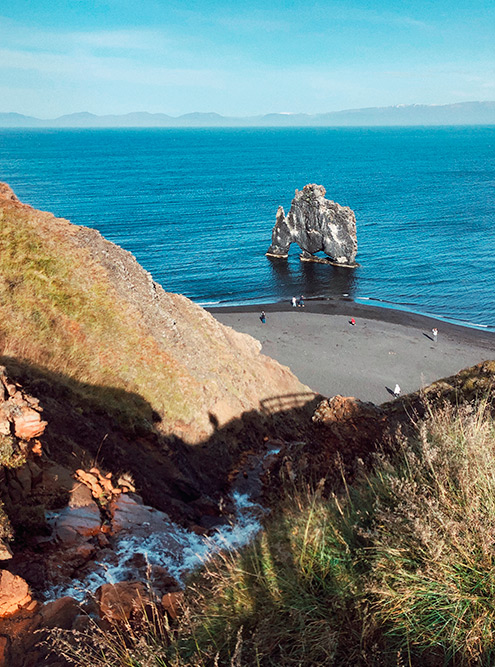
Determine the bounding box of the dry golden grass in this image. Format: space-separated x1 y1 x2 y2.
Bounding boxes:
0 200 199 434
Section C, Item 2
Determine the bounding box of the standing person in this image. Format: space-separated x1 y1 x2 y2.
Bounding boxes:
394 383 401 398
298 295 305 307
291 296 297 308
260 311 266 324
350 317 356 326
432 327 438 341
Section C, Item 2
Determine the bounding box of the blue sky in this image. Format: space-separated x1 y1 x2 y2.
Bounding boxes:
1 0 493 117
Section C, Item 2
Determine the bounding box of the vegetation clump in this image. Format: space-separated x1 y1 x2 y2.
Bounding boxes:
51 398 495 665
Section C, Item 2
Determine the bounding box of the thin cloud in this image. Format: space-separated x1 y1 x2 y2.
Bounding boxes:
0 47 224 87
328 7 430 29
72 29 167 51
0 21 172 54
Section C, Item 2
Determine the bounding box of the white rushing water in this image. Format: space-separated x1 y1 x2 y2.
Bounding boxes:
47 490 266 602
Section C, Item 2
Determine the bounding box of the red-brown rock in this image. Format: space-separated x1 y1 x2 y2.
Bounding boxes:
40 596 81 629
0 571 32 617
13 408 47 440
312 395 385 453
109 493 173 535
161 591 183 620
54 502 101 545
96 581 150 623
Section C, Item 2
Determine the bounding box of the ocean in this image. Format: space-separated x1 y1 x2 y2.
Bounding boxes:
1 126 494 330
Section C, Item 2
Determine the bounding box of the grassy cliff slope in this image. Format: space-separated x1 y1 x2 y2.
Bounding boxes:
0 183 311 442
0 182 316 524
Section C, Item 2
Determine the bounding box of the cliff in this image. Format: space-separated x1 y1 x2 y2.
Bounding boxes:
0 183 321 664
0 183 311 441
0 182 316 536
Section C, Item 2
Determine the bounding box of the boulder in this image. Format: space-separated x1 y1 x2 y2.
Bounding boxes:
69 481 95 508
266 184 358 267
161 591 183 620
53 502 101 545
0 571 32 617
108 493 173 536
13 407 47 440
96 581 151 623
40 596 81 629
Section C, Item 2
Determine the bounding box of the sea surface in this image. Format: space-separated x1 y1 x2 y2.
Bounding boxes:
1 126 494 330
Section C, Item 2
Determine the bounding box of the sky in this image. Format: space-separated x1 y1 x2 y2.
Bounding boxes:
0 0 494 117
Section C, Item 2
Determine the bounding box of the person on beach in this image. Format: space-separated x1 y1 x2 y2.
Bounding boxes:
394 383 401 398
350 317 356 326
432 327 438 341
260 311 266 324
291 296 297 308
298 295 305 307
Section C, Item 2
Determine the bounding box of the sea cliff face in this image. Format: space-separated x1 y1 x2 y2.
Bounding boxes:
0 182 311 443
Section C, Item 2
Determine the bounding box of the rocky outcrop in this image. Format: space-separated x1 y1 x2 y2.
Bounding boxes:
0 571 34 617
266 184 358 267
312 395 386 452
264 361 495 504
0 367 47 561
0 366 46 464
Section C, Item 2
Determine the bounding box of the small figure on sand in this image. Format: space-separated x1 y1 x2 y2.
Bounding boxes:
349 317 356 326
291 296 297 308
297 295 305 307
394 383 401 398
432 327 438 341
260 311 266 324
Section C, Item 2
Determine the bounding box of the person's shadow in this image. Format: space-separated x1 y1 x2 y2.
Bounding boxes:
385 386 396 396
423 332 434 341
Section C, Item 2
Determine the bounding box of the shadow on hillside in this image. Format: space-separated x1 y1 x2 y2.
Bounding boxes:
0 355 324 527
2 354 493 666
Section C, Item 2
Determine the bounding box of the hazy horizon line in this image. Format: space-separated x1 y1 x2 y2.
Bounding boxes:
2 100 494 121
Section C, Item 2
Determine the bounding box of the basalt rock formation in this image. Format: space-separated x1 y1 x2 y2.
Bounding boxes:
266 184 358 267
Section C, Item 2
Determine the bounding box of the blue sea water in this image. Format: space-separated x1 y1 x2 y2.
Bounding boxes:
0 126 494 330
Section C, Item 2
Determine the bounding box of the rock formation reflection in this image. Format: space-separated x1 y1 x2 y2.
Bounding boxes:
268 254 358 302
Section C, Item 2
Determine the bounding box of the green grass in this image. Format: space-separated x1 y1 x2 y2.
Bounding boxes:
50 398 495 666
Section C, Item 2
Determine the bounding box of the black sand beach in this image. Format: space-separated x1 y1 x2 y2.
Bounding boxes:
208 300 495 404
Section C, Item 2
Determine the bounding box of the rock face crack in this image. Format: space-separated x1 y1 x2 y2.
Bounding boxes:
266 184 358 267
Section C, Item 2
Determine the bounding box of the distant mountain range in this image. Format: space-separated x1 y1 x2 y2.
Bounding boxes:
1 102 494 128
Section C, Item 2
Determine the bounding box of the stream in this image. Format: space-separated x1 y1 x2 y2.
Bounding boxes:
45 448 280 602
